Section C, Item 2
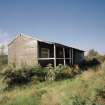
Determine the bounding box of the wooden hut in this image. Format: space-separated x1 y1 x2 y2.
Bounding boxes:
8 34 84 67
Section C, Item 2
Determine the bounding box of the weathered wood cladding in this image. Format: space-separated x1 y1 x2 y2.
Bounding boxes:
8 35 38 66
8 35 84 67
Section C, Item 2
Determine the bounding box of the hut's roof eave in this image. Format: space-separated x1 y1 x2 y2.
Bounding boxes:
8 33 85 52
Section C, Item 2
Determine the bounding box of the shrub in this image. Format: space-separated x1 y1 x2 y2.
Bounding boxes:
0 55 8 65
87 49 99 59
55 64 66 73
71 96 101 105
86 49 105 63
55 64 81 80
45 64 55 81
1 64 82 88
79 58 101 70
0 45 8 66
71 96 86 105
96 85 105 99
2 66 30 88
2 65 48 88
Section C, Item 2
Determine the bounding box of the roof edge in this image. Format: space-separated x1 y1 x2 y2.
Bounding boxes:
8 33 85 52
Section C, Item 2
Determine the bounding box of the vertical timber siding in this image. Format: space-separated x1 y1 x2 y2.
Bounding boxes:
8 34 84 67
8 35 38 66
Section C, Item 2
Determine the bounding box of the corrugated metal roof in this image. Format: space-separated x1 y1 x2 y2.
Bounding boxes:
8 33 84 52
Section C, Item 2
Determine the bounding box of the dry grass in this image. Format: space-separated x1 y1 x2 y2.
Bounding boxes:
41 89 61 105
0 62 105 105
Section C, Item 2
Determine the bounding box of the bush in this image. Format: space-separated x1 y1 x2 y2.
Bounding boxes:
45 64 55 81
1 64 82 88
87 49 99 59
2 65 48 88
96 85 105 99
2 66 31 88
55 64 81 80
79 58 101 70
71 96 101 105
71 96 86 105
86 49 105 63
0 55 8 72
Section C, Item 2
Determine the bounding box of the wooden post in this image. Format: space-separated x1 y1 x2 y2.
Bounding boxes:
54 44 56 68
69 48 71 65
63 47 65 65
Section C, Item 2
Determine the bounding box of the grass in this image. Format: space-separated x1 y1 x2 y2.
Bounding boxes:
0 63 105 105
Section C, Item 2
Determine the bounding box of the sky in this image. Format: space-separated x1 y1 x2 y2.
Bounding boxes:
0 0 105 54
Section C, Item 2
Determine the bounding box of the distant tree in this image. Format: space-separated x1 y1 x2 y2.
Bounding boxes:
87 49 99 59
0 44 8 65
0 44 5 55
86 49 105 63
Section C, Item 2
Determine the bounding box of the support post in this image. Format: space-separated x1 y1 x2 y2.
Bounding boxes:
69 48 71 65
54 44 56 68
63 47 65 65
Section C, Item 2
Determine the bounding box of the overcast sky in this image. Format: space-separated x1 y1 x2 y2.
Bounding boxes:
0 0 105 54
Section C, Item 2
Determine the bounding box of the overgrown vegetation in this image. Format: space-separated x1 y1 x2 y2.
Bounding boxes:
0 49 105 105
0 44 8 71
86 49 105 63
0 62 105 105
1 63 81 88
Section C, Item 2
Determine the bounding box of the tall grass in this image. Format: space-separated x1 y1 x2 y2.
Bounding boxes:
0 62 105 105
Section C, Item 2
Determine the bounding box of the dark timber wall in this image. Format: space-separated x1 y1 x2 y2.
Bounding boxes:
8 35 84 67
38 41 84 67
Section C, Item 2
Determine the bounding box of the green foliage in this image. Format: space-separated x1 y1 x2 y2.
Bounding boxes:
86 49 105 63
0 55 8 66
0 45 5 55
96 85 105 99
1 63 82 89
71 96 102 105
55 64 81 79
7 95 40 105
0 44 7 66
55 64 66 73
87 49 99 59
71 96 86 105
1 62 105 105
45 64 56 81
2 65 47 88
79 58 101 70
2 66 31 88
